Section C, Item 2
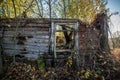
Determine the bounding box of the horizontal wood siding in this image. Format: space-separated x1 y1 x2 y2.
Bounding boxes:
0 18 50 60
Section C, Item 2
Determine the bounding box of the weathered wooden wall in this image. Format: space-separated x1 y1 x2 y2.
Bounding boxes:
0 18 50 61
0 17 109 68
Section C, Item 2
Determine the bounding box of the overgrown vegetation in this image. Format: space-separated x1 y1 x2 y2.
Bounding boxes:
0 0 120 80
1 51 120 80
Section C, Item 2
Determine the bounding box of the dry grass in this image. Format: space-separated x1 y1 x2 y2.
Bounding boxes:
111 48 120 63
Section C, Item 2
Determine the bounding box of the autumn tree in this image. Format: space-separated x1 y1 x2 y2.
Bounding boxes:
0 0 44 18
65 0 107 23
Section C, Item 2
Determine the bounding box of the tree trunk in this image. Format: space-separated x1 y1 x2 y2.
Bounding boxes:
61 25 73 48
63 0 66 18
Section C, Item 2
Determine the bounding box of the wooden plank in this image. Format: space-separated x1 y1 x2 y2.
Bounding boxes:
56 30 74 32
3 44 48 50
1 18 50 23
3 44 26 50
52 19 79 23
34 35 49 39
56 49 72 52
3 34 14 37
1 18 81 23
3 34 49 39
3 49 48 55
36 31 49 34
26 46 48 52
51 22 56 58
3 33 49 38
4 23 50 27
3 37 49 44
4 28 49 31
1 21 49 24
24 42 48 47
5 30 34 35
55 23 75 25
26 23 50 27
3 50 45 57
24 54 40 59
3 50 21 56
3 49 45 55
3 31 49 35
27 38 49 43
2 37 14 43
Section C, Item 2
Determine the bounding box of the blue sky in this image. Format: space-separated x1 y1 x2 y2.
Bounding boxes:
107 0 120 12
107 0 120 34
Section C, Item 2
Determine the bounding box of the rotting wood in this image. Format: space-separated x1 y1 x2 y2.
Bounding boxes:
3 38 49 44
2 23 50 27
0 17 110 69
3 43 48 50
56 30 75 32
3 34 49 38
3 28 49 31
4 49 46 55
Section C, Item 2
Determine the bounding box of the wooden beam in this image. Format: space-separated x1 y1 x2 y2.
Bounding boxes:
75 21 79 54
51 22 57 59
56 49 74 53
56 30 74 32
54 24 57 59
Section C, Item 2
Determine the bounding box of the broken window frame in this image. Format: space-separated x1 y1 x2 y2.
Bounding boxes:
51 19 79 59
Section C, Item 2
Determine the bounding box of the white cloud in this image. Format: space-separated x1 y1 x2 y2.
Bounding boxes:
109 15 120 33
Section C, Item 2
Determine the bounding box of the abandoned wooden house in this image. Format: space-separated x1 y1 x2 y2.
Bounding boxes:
0 13 110 70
